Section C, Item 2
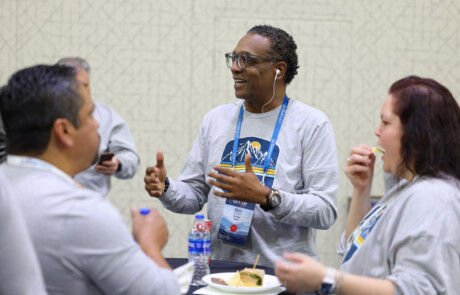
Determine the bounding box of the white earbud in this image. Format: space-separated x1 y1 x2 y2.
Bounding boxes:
262 69 281 113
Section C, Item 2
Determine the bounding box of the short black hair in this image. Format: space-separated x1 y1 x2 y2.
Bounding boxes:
247 25 299 84
0 65 82 155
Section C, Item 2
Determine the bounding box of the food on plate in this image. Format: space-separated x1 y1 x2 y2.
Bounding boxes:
211 277 227 285
371 147 384 154
240 268 265 286
226 268 265 287
226 271 244 287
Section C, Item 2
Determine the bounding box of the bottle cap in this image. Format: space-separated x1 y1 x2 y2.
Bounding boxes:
195 214 205 219
139 208 150 215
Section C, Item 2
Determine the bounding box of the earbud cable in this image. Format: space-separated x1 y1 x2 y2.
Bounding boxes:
262 71 279 113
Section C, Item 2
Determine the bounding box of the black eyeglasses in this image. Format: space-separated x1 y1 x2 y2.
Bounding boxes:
225 52 280 69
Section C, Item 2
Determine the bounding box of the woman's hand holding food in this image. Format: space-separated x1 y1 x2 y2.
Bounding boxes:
345 144 376 194
345 145 380 239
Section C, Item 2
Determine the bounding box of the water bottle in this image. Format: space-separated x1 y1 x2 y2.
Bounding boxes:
188 214 210 286
204 219 211 265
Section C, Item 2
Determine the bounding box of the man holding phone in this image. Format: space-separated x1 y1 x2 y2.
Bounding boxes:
57 57 140 196
98 151 115 165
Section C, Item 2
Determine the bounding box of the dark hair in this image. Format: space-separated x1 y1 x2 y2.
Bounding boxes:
247 25 299 84
390 75 460 181
0 65 83 155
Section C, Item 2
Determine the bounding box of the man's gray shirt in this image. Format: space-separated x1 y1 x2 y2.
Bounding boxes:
2 156 180 295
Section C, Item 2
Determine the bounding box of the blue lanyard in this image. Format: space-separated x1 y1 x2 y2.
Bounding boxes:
231 95 289 185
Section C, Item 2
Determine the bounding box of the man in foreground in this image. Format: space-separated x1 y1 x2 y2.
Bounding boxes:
0 170 47 295
0 64 180 294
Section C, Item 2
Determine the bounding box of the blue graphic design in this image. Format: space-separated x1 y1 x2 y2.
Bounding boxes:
342 204 386 264
219 136 279 188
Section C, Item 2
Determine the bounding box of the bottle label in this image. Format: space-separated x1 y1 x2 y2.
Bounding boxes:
189 238 204 254
203 238 210 255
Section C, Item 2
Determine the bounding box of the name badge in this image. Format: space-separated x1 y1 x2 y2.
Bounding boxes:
217 199 255 245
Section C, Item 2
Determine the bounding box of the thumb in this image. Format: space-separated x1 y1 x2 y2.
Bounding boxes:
244 153 253 173
156 151 165 168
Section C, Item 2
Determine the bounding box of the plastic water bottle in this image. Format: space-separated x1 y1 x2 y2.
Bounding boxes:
204 219 211 265
188 214 210 286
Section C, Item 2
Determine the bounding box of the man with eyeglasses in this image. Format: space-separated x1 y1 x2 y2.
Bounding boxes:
145 25 339 268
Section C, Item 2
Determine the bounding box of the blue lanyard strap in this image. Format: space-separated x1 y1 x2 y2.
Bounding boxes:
231 95 289 185
231 106 245 170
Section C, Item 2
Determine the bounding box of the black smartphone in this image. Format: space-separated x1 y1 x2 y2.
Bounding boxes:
98 152 114 165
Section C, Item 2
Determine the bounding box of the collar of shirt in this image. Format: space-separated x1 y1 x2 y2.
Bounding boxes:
7 155 81 188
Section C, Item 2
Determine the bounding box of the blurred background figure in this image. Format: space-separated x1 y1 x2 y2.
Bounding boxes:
275 75 460 294
57 57 140 197
0 116 5 163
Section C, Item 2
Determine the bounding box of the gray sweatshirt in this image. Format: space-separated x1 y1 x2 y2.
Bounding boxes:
339 176 460 294
160 98 339 267
2 157 180 295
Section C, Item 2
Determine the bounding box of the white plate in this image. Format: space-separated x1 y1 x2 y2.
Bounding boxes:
202 272 282 294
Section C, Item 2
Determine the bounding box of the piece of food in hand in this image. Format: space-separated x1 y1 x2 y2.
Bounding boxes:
371 147 384 154
226 268 265 287
211 277 227 285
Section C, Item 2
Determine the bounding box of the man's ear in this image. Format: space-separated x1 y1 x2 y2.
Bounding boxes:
53 118 74 148
275 62 288 81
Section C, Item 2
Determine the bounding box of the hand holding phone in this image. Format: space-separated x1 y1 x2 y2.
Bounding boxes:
98 152 114 165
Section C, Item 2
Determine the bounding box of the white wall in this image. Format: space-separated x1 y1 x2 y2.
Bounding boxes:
1 0 460 268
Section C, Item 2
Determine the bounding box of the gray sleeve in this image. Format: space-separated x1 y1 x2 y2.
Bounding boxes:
0 172 48 295
386 185 460 294
160 127 210 214
388 237 460 294
66 200 180 295
104 106 140 179
270 121 339 229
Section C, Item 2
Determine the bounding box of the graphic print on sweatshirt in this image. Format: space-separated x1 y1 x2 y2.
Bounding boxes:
220 136 280 187
217 136 280 245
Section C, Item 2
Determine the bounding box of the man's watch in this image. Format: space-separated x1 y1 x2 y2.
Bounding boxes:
260 189 281 211
163 177 170 194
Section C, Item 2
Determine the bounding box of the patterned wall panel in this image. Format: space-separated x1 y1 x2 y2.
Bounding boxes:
1 0 460 269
